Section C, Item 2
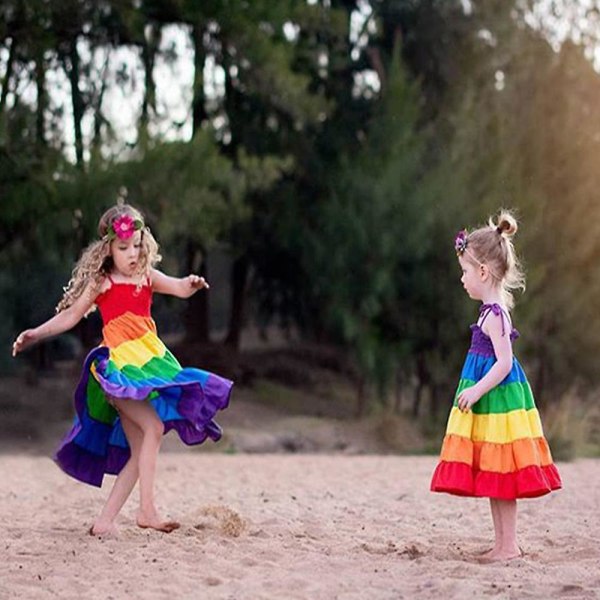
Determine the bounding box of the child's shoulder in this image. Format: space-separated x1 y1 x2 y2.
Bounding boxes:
88 275 110 304
478 303 514 337
479 302 510 317
95 272 116 294
97 271 152 292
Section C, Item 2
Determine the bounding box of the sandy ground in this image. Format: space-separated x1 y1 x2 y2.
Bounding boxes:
1 453 599 600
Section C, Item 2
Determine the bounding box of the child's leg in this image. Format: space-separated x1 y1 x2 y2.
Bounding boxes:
91 412 143 535
112 398 180 532
482 499 520 561
496 499 519 556
479 498 503 556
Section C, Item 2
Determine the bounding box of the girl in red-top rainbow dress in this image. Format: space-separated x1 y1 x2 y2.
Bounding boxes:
430 209 561 562
12 202 233 536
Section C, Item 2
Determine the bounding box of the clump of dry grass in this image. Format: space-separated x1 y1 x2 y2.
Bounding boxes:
377 413 426 453
193 505 246 537
543 389 600 461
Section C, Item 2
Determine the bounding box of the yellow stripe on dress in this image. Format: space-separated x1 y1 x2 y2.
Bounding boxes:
110 331 167 370
446 406 543 443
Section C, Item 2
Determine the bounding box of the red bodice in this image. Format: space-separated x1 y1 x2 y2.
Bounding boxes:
95 282 153 325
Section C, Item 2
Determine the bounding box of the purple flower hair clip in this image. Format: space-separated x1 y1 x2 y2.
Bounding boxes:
105 215 144 242
454 229 469 256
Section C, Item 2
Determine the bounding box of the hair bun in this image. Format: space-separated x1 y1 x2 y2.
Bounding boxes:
494 210 518 237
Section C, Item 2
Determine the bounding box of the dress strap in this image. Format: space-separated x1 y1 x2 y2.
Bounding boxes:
106 273 115 284
479 303 512 337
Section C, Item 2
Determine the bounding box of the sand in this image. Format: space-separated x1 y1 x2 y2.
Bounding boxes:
1 454 599 600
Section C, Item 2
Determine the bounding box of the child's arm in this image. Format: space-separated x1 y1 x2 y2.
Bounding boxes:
150 268 209 299
456 311 513 412
12 282 99 357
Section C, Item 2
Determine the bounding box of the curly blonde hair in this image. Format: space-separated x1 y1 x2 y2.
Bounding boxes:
462 209 526 310
56 203 162 313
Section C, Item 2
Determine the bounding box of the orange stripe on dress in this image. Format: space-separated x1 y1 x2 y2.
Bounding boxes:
440 433 554 473
102 313 158 347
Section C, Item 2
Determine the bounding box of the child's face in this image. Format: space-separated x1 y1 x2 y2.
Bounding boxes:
459 255 486 301
110 230 142 276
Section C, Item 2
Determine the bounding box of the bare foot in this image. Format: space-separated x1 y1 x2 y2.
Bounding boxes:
477 547 523 563
475 547 498 558
88 522 119 537
136 512 180 533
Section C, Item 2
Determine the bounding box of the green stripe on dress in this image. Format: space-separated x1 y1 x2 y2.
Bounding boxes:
454 379 536 414
108 352 181 383
86 375 118 424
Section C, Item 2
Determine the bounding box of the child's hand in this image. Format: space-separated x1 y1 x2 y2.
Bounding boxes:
457 386 481 412
12 329 38 357
187 274 209 291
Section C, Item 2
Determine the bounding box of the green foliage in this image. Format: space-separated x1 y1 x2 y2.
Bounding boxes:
2 0 600 425
437 5 600 397
122 133 247 248
304 46 452 407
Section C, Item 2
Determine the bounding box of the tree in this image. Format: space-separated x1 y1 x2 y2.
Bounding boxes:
303 45 432 413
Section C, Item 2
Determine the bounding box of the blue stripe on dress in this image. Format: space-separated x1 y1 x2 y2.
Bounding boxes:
460 354 529 385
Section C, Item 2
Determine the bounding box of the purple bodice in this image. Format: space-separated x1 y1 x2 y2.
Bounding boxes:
468 304 519 357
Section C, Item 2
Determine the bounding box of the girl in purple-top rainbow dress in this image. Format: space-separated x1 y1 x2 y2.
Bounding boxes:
13 202 232 536
430 210 561 562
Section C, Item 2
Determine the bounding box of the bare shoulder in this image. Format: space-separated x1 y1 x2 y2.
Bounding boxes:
64 278 104 319
482 305 512 339
97 274 112 295
83 277 107 303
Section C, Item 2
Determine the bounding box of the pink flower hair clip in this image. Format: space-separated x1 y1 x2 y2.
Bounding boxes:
454 229 469 256
105 215 144 241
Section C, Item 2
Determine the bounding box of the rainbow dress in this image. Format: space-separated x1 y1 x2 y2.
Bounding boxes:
430 303 561 499
55 277 233 487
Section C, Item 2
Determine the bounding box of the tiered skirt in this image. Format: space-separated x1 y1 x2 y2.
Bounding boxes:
55 313 232 487
430 352 561 499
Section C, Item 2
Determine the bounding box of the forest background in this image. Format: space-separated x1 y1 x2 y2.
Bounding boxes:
2 0 600 459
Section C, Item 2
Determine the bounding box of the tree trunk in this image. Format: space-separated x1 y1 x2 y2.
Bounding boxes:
356 375 367 417
412 382 423 418
430 383 440 420
184 242 210 343
0 36 16 140
191 22 207 134
224 254 249 349
91 53 110 156
65 38 84 168
181 22 212 344
35 45 47 149
0 37 16 114
139 25 159 147
413 353 429 417
393 368 403 413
